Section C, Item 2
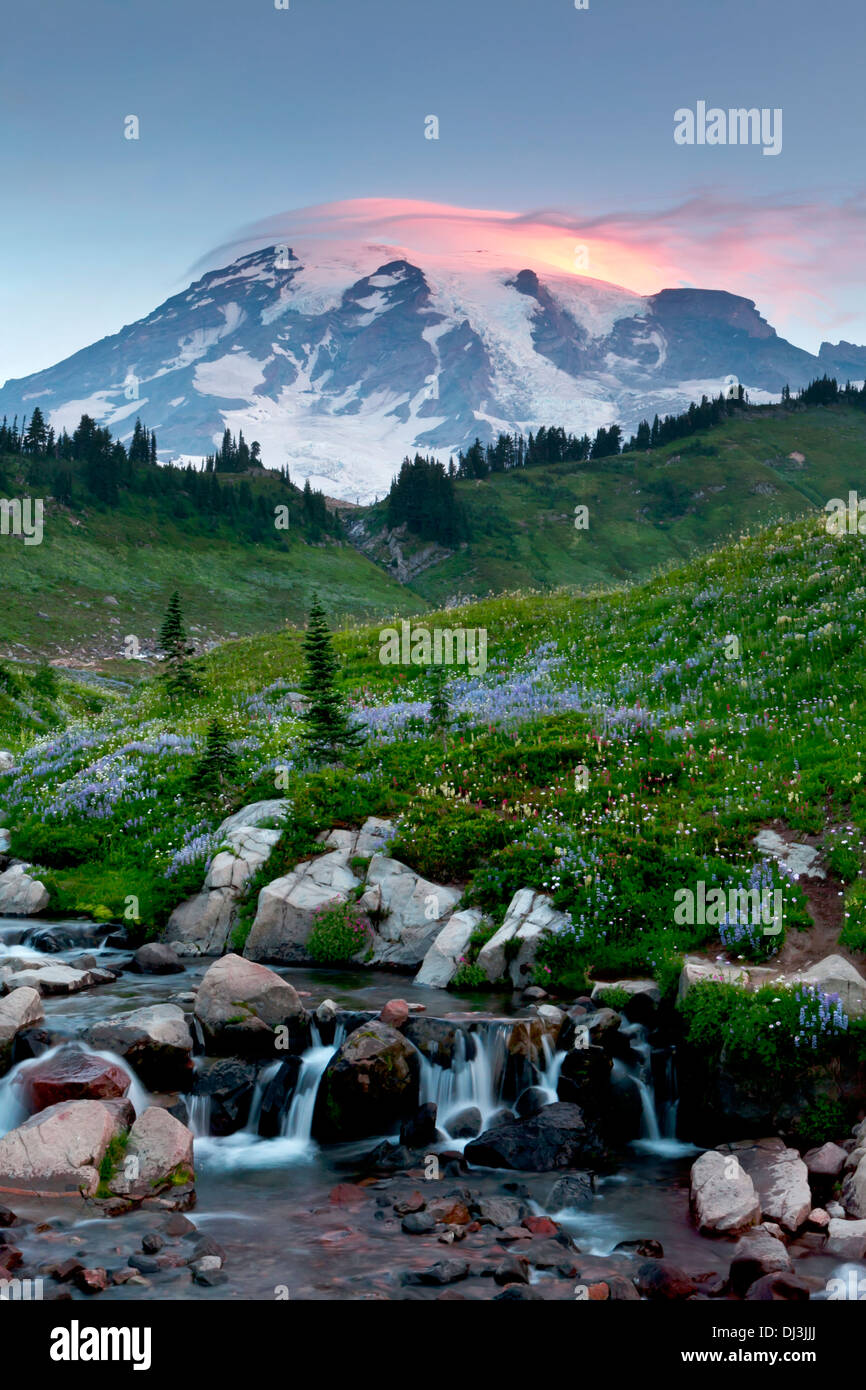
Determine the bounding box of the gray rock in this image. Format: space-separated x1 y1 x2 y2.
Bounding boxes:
690 1150 761 1235
0 864 49 916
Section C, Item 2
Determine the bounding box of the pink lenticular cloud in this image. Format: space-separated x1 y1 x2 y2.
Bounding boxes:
199 194 866 354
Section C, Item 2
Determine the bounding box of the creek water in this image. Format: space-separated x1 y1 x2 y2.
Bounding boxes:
0 916 856 1301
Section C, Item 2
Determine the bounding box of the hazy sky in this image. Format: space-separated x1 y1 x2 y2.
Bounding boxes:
2 0 864 383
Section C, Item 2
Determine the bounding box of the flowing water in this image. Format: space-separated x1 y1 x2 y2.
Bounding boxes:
0 915 855 1300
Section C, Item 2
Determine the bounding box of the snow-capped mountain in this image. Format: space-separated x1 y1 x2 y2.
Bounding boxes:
1 237 858 500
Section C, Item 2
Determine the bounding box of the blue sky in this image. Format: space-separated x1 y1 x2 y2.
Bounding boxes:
2 0 864 382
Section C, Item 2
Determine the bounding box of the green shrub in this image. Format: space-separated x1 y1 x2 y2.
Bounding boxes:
12 821 104 868
796 1096 848 1149
307 900 372 964
389 802 509 882
450 961 489 990
594 986 631 1012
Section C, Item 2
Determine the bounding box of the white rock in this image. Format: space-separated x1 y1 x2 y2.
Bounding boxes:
476 888 571 986
754 829 824 879
2 963 102 996
0 986 44 1067
690 1149 761 1235
789 954 866 1018
165 799 288 955
827 1217 866 1260
415 909 482 988
732 1138 812 1233
0 864 50 916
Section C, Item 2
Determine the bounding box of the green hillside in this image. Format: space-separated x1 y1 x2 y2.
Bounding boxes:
357 403 866 603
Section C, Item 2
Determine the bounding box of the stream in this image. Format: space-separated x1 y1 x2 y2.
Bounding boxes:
0 916 856 1301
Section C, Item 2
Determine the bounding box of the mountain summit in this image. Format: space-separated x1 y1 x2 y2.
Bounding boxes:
1 236 859 500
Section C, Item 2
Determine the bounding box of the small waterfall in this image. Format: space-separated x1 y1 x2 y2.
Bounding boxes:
537 1033 567 1105
618 1023 661 1142
281 1022 345 1142
186 1057 211 1139
419 1022 510 1131
614 1024 696 1157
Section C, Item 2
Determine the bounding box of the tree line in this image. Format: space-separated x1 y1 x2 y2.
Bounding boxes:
0 410 339 543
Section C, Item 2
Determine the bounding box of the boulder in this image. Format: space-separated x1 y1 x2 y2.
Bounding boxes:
194 954 304 1054
789 954 866 1018
109 1107 194 1198
365 856 461 967
164 800 287 955
314 1021 421 1141
1 963 110 996
690 1150 761 1235
21 1048 130 1113
379 999 409 1028
476 888 571 986
730 1139 812 1233
804 1141 847 1181
744 1272 812 1301
445 1106 482 1139
83 1003 193 1091
546 1172 594 1210
842 1152 866 1218
635 1261 696 1300
754 829 824 879
0 751 14 773
0 1097 133 1197
826 1217 866 1260
465 1102 604 1171
414 910 482 988
322 818 395 858
0 865 49 917
192 1058 259 1136
729 1227 792 1297
677 956 767 1003
0 987 44 1073
591 978 661 1023
130 943 184 975
243 851 362 964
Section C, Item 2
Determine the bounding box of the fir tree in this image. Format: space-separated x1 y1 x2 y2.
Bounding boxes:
191 716 237 793
298 596 363 760
426 664 451 751
158 590 200 698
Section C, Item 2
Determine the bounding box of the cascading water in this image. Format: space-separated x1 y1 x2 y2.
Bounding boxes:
194 1022 346 1169
538 1033 567 1105
614 1023 695 1157
418 1022 510 1133
281 1021 345 1142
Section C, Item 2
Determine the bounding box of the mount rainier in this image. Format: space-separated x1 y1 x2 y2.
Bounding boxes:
2 236 862 501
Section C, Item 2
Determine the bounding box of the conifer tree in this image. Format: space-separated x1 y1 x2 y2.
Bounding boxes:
158 590 200 698
191 716 237 793
426 664 450 752
298 596 363 760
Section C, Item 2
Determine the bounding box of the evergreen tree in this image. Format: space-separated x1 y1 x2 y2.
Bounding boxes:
298 596 364 760
191 716 237 793
426 665 451 752
158 590 200 698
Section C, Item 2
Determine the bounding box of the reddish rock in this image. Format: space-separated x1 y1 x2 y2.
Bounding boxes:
379 999 409 1028
523 1215 559 1237
329 1183 368 1206
112 1267 138 1285
429 1200 472 1226
23 1049 130 1113
588 1281 609 1300
73 1267 109 1294
393 1191 426 1215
